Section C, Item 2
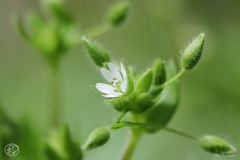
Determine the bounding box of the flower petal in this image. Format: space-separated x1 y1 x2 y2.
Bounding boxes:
101 68 114 83
102 91 123 98
96 83 115 94
108 63 123 82
120 63 128 93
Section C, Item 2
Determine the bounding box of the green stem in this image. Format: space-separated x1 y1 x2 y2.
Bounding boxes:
48 58 61 129
159 69 185 88
110 111 127 129
118 128 142 160
162 126 199 141
82 22 112 39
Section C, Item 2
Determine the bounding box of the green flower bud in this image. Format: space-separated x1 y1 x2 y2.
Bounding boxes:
82 127 111 151
152 58 166 85
134 69 153 94
181 33 205 70
82 37 111 67
200 135 237 156
107 1 129 26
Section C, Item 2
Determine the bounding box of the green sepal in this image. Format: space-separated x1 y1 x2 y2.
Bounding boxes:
12 15 30 42
134 69 153 94
107 1 129 26
82 37 111 67
141 59 180 133
200 135 237 156
148 86 164 105
152 58 166 85
181 33 205 70
44 125 82 160
106 95 133 112
132 93 151 113
82 127 111 151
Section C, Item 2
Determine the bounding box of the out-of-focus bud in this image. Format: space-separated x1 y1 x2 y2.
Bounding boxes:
107 1 129 26
82 37 111 67
152 58 166 85
44 125 82 160
82 127 111 151
181 33 205 70
199 135 237 156
134 69 153 94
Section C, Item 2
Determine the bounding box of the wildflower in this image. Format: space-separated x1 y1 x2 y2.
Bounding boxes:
96 63 128 98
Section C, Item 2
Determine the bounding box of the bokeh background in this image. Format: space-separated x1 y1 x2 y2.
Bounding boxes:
1 0 240 159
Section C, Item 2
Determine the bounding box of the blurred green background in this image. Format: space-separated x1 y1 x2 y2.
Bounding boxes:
1 0 240 159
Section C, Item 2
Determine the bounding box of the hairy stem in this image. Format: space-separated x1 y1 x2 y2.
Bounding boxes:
162 126 199 141
160 69 185 88
110 111 127 129
48 58 61 128
118 128 142 160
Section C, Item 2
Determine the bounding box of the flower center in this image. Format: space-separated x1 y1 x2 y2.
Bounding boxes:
111 77 121 87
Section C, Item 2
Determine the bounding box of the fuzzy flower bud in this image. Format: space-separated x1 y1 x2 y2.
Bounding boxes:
152 58 166 85
199 135 237 156
82 37 111 67
181 33 205 70
82 127 111 151
107 1 129 26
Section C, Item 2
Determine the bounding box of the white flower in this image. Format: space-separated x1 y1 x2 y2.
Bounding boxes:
96 63 128 98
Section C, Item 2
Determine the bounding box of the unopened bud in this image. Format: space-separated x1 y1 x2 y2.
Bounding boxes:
181 33 205 70
152 58 166 85
200 135 237 156
82 37 111 67
82 127 111 151
107 2 129 26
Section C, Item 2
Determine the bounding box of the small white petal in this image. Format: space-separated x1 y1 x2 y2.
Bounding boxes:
102 92 123 98
96 83 115 94
96 83 114 89
120 63 128 93
101 68 114 83
108 63 123 82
